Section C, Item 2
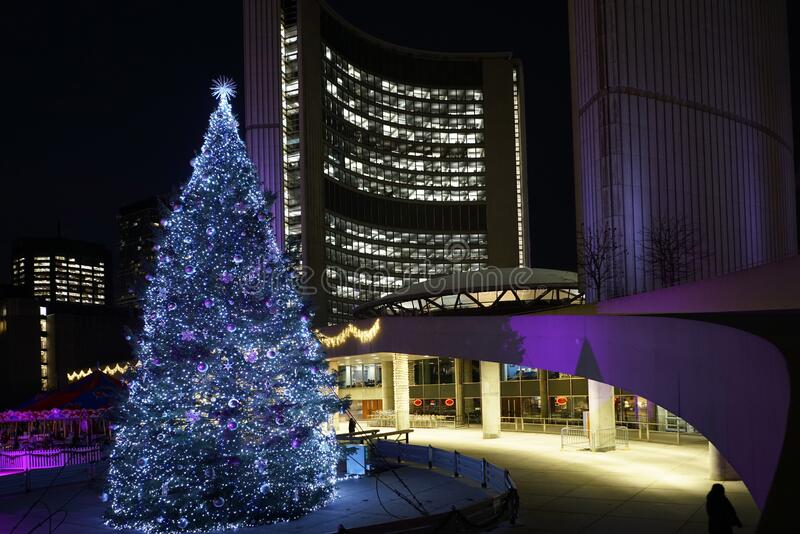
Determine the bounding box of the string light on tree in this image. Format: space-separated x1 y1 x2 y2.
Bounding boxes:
104 77 346 533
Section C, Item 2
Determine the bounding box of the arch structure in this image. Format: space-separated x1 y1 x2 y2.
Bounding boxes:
320 313 789 513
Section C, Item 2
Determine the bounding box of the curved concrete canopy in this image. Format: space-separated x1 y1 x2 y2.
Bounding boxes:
320 314 789 512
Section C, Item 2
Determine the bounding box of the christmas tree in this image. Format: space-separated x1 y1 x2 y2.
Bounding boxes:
105 79 344 532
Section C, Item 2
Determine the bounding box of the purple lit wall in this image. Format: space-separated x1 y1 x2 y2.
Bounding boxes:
569 0 797 298
243 0 286 248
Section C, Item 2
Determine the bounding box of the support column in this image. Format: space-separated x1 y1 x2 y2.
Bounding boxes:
538 369 550 418
381 360 394 412
454 358 464 424
587 379 616 451
392 354 410 430
480 361 501 439
327 360 341 431
709 442 740 480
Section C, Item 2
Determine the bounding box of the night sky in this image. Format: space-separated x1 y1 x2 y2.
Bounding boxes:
1 1 798 286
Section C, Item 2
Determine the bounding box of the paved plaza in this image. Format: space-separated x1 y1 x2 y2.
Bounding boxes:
400 428 759 533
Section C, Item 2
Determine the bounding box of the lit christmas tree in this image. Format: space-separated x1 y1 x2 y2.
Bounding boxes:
105 78 344 532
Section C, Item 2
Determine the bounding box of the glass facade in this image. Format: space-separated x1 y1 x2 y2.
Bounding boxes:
337 363 382 388
321 45 490 323
280 6 301 254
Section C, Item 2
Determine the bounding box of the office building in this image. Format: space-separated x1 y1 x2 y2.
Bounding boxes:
568 0 797 299
11 238 111 308
243 0 529 324
116 197 163 308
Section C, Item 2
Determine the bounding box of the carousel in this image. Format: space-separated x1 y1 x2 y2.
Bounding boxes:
0 371 125 450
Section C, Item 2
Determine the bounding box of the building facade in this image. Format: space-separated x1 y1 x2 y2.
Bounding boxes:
0 287 47 406
243 0 529 324
11 238 111 308
569 0 797 299
116 197 163 308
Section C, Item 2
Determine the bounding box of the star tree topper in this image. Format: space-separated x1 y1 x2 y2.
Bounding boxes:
211 76 237 103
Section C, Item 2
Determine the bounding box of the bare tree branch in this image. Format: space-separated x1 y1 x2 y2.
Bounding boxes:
641 217 701 288
577 224 622 303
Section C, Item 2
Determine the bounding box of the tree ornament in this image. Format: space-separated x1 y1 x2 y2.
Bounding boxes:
184 265 195 275
233 254 243 264
212 497 225 508
196 362 208 373
180 330 196 342
203 298 214 308
226 420 238 431
219 271 233 284
178 518 188 529
206 226 216 236
225 323 236 333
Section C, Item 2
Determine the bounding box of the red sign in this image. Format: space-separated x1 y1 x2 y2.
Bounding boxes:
555 396 568 406
413 399 423 407
444 398 455 407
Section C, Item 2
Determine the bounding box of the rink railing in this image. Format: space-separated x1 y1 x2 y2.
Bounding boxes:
332 440 520 533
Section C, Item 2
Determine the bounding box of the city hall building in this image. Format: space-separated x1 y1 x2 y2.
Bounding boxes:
243 0 529 325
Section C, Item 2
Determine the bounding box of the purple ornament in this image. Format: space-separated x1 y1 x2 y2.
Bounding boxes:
257 212 267 221
159 218 168 226
233 254 243 264
226 323 236 333
196 362 208 373
180 330 196 342
145 274 154 282
206 226 216 236
219 271 233 284
184 265 195 275
227 420 238 431
274 414 285 425
291 437 301 449
212 497 225 508
244 349 258 363
167 302 177 311
203 298 214 308
172 202 182 212
186 410 200 424
300 314 309 323
266 349 277 359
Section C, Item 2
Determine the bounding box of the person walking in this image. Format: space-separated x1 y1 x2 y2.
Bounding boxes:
706 483 743 533
348 415 357 434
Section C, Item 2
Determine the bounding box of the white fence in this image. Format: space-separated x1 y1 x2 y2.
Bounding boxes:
0 447 102 472
560 427 629 451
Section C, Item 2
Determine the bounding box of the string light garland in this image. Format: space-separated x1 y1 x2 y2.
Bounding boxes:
316 319 381 348
104 78 345 533
67 361 141 382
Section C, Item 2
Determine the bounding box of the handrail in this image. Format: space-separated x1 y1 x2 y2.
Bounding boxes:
349 440 518 533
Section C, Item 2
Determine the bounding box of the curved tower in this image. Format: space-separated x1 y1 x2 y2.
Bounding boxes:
244 0 529 323
569 0 796 299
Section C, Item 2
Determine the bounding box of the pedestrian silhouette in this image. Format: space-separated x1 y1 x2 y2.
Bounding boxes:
348 415 357 434
706 483 743 533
